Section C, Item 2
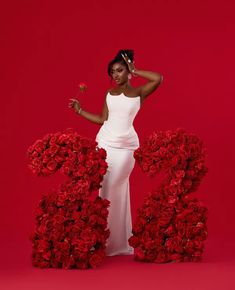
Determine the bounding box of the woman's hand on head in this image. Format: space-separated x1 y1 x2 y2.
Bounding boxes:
68 98 81 113
121 53 137 76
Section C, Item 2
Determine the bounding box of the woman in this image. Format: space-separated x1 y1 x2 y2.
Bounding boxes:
68 49 163 256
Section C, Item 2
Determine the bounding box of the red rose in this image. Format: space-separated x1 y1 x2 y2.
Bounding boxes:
78 82 87 92
32 151 40 158
76 261 88 269
77 165 86 176
100 208 109 218
27 145 34 154
42 251 51 260
135 247 145 260
170 253 182 262
37 239 50 252
89 214 99 226
34 140 45 153
76 240 89 252
49 136 57 145
49 144 60 155
128 236 139 247
99 148 107 159
154 252 167 263
89 253 103 268
47 160 57 171
62 255 75 269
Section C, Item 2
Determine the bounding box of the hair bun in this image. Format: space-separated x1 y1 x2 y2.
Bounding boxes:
115 49 134 62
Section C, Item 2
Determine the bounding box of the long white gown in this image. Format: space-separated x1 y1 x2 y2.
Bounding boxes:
95 91 141 256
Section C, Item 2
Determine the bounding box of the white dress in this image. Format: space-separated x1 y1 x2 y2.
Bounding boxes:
95 92 141 256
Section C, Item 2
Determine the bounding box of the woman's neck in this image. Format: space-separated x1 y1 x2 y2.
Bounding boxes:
117 82 131 90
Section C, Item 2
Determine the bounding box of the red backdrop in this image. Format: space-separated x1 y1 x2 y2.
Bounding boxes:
1 0 234 267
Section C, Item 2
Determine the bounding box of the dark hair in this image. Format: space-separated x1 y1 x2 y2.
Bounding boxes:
107 49 134 78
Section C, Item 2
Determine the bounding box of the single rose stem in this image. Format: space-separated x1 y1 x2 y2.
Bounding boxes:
74 91 80 98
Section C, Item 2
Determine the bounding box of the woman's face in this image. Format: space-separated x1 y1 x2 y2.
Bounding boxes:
110 62 129 85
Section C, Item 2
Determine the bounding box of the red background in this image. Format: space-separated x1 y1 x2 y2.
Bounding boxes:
1 0 235 285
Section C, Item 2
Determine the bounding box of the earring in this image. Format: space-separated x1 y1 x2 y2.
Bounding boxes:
128 74 132 80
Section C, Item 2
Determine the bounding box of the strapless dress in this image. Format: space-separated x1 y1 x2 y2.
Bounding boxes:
95 92 141 256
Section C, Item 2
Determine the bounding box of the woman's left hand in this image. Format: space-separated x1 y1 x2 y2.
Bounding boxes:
121 53 137 76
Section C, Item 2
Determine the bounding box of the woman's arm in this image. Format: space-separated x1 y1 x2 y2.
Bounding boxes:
121 53 163 100
69 91 109 125
79 96 108 125
134 69 163 99
78 109 103 125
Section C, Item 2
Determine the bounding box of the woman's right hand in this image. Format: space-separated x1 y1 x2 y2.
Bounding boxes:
68 98 81 113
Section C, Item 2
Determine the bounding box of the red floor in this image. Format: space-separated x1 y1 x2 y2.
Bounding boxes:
1 238 235 290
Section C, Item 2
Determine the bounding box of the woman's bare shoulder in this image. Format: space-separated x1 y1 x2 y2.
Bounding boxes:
106 87 116 94
103 88 113 99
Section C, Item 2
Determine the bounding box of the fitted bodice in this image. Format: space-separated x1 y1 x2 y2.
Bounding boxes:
105 92 140 134
95 92 141 149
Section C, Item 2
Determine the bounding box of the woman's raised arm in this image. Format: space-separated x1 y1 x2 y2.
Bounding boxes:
134 69 163 99
121 53 163 100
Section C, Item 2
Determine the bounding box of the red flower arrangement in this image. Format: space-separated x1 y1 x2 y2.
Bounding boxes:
27 128 110 269
27 128 107 191
128 128 209 263
27 126 209 268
